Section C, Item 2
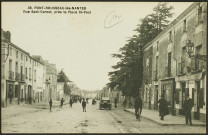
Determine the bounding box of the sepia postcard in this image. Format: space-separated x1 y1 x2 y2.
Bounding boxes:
1 1 207 134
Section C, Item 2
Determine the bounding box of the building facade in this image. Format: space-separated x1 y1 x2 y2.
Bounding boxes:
1 29 58 106
142 2 207 123
32 55 46 103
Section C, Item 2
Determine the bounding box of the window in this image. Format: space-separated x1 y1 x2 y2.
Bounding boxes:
15 62 18 73
30 58 31 64
29 68 31 80
198 6 203 23
9 60 12 71
199 88 204 108
182 47 187 61
195 45 202 55
156 41 159 51
9 47 12 55
15 85 18 98
26 56 28 61
34 70 36 81
21 53 23 60
25 68 27 78
183 19 187 32
175 89 180 104
168 52 171 76
16 51 18 58
169 31 172 41
156 56 158 73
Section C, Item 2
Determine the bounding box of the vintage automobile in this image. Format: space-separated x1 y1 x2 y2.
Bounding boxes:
99 97 111 110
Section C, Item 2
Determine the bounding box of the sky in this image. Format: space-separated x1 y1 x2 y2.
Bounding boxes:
2 2 193 91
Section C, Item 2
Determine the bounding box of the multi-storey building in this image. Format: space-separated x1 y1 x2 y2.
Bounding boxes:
142 2 207 122
1 29 57 106
44 61 57 102
2 30 33 105
32 55 46 102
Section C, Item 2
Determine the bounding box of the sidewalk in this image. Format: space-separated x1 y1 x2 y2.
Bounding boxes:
1 101 69 120
125 108 206 126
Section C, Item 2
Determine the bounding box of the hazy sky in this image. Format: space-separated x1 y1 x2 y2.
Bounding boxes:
2 2 193 91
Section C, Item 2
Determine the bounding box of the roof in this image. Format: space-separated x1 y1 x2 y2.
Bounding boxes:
143 2 199 50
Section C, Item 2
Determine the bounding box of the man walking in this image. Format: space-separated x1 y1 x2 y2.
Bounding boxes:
183 94 193 125
114 97 117 108
158 95 168 120
9 89 13 104
69 98 73 108
82 98 87 112
135 96 142 120
49 99 52 112
122 98 127 110
60 98 64 109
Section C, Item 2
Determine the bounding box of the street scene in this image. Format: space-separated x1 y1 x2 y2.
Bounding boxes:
2 101 206 133
1 2 207 134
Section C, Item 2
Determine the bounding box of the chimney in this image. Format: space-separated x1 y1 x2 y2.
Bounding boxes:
4 31 11 42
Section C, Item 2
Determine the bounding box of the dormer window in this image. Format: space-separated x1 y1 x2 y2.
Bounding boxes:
169 31 172 42
183 19 187 32
157 41 159 51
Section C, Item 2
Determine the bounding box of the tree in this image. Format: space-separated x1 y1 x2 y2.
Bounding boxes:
57 70 71 95
108 2 174 97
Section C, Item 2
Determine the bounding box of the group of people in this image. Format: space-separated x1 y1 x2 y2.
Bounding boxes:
122 94 193 125
48 97 88 112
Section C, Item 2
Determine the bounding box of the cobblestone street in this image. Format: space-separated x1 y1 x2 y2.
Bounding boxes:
1 102 206 133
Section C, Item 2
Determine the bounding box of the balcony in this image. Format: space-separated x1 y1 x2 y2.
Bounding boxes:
9 71 14 80
191 57 203 73
15 72 20 81
178 61 187 76
153 70 158 81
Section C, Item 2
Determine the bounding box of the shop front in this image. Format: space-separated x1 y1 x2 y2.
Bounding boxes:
161 78 175 116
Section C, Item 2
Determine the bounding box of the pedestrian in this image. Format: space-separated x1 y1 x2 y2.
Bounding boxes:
69 98 73 108
60 98 64 109
82 98 87 112
49 99 52 112
134 96 143 120
86 98 88 104
114 97 117 108
123 98 127 110
183 94 193 125
158 95 168 120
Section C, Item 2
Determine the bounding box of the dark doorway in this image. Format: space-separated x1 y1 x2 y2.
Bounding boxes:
154 85 158 110
194 81 200 120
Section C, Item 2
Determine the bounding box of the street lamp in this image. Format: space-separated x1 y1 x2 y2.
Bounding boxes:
186 40 207 61
46 77 51 100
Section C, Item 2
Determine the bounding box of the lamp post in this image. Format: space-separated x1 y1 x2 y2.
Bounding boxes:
186 40 207 61
46 77 51 101
1 41 10 107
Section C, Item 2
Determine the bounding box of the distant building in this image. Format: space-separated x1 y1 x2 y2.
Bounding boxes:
32 55 46 102
57 82 64 101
